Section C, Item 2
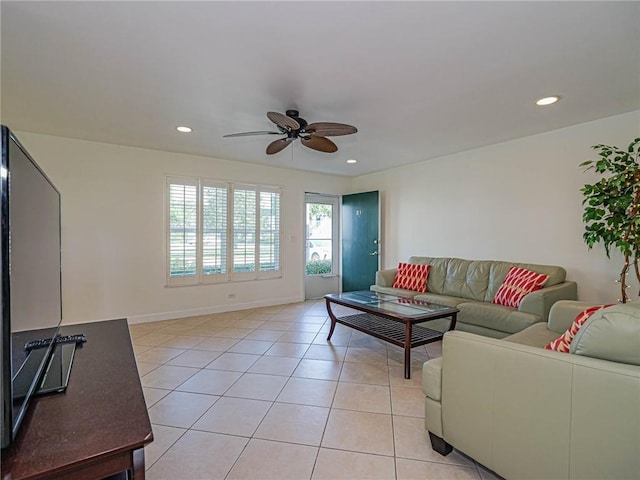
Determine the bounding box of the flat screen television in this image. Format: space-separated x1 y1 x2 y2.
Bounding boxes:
1 126 63 449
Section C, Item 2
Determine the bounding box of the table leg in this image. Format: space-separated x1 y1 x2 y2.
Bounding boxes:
132 447 145 479
448 312 458 331
325 298 337 341
404 322 412 379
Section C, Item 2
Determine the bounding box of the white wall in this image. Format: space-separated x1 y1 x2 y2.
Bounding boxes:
353 111 640 304
15 110 640 324
16 132 351 324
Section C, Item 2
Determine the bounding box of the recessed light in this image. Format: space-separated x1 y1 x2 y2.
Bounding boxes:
536 96 559 106
176 126 192 133
346 159 357 164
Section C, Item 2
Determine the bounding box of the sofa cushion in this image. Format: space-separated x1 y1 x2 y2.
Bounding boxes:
370 284 420 298
442 259 491 302
392 262 430 293
492 267 549 307
571 301 640 365
417 318 510 338
457 301 542 334
422 357 442 401
545 304 611 353
413 293 467 308
409 256 449 294
503 322 562 348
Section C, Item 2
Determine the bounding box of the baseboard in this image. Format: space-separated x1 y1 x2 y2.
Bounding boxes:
126 295 304 324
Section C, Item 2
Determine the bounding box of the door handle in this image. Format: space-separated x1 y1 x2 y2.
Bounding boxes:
370 251 379 256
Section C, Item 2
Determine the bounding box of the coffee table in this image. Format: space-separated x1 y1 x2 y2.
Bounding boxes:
324 291 459 379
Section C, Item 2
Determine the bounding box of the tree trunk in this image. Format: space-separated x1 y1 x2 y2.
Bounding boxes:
619 179 639 303
620 257 630 303
635 256 640 299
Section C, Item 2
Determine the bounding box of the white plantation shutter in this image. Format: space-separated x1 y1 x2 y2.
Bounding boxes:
202 182 228 278
233 186 257 277
166 177 281 285
259 188 280 275
167 178 198 285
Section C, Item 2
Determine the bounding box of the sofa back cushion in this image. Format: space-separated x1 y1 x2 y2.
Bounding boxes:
409 256 449 294
407 256 567 302
570 301 640 365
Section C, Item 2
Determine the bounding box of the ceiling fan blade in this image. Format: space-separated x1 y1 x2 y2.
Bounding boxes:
301 135 338 153
267 111 300 130
223 131 281 138
266 137 293 155
306 122 357 137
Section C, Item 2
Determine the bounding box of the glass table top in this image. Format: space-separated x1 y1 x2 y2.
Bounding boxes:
326 291 456 318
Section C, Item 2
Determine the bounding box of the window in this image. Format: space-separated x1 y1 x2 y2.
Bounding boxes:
167 177 281 285
305 199 336 276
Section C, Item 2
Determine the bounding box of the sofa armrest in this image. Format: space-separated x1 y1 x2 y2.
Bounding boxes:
517 281 577 321
547 300 600 333
436 331 640 479
375 268 397 287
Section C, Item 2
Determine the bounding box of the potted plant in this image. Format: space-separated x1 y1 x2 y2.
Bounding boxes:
580 137 640 303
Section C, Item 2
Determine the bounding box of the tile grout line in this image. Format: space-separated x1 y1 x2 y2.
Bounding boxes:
307 321 345 480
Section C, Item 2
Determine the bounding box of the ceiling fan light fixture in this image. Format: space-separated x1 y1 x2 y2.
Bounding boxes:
176 126 192 133
536 96 559 106
225 110 357 155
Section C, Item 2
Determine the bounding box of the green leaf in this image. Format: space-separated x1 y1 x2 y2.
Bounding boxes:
580 138 640 259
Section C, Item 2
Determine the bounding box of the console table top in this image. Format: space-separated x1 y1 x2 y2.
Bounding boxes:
1 319 153 479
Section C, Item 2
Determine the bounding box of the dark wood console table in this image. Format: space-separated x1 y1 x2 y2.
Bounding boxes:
2 319 153 480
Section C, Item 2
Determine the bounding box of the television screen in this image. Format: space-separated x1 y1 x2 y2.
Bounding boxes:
1 126 62 449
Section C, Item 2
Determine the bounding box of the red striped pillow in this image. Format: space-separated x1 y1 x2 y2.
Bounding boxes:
392 263 430 293
545 305 612 352
492 266 549 308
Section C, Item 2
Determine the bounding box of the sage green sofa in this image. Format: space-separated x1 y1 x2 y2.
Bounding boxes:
371 256 577 338
423 300 640 479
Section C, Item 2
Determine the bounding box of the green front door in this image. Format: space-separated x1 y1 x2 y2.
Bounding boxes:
342 191 379 292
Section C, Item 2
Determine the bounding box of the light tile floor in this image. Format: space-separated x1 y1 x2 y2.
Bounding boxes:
131 300 501 480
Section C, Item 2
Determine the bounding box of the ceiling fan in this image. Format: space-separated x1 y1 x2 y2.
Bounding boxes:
223 110 357 155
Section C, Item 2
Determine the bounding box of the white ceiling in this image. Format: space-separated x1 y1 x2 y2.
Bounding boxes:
1 1 639 177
